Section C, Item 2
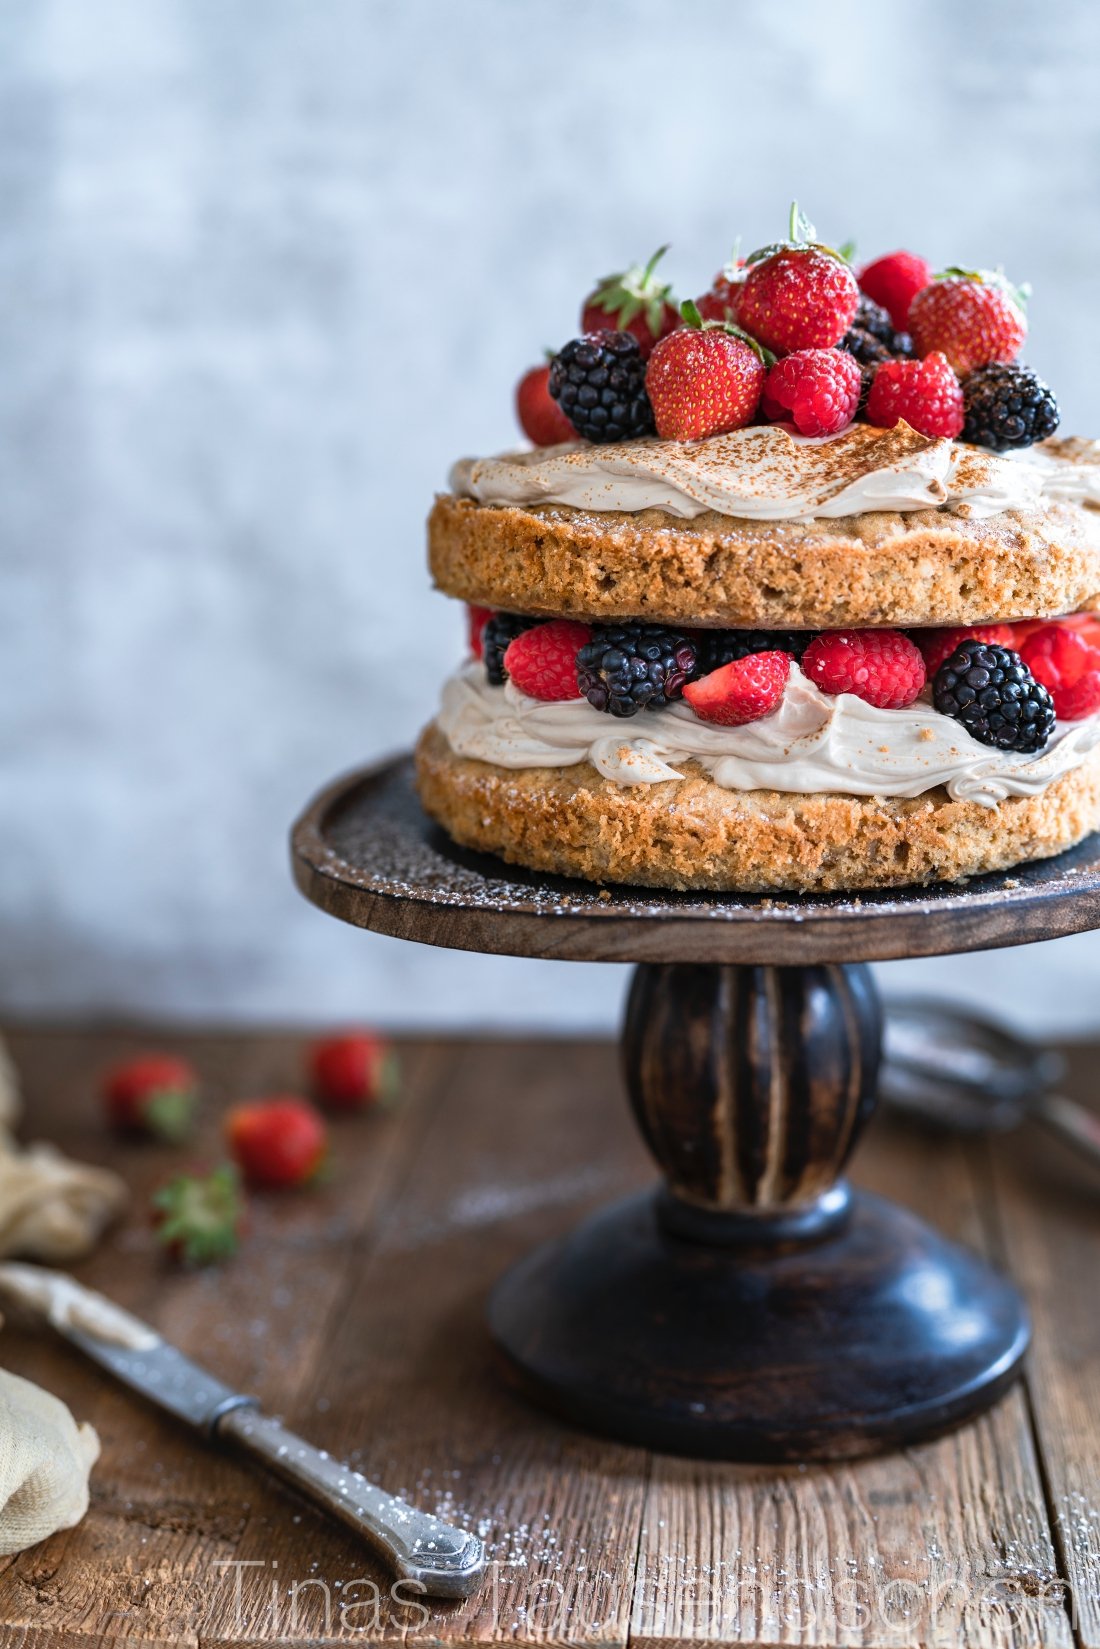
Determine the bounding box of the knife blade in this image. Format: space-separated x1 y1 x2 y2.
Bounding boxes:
0 1262 485 1599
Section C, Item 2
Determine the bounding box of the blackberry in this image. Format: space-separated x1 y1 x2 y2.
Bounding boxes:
933 642 1054 754
840 293 913 367
961 363 1060 452
482 612 539 686
548 331 655 444
577 624 698 717
695 629 811 673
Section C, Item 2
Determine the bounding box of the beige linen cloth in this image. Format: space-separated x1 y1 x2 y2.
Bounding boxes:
0 1032 127 1550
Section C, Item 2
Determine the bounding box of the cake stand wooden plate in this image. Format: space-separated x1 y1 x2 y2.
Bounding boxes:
291 756 1100 1462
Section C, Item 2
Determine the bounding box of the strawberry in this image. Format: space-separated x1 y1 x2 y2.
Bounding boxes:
694 258 746 325
152 1164 245 1266
865 352 964 439
803 630 927 709
467 604 492 661
737 204 859 354
683 651 790 725
858 251 932 333
310 1033 400 1114
101 1054 199 1143
581 246 680 360
515 364 577 446
226 1097 328 1189
645 303 766 441
917 624 1016 677
1061 612 1100 652
761 347 862 436
1020 624 1100 720
908 270 1027 376
502 620 590 701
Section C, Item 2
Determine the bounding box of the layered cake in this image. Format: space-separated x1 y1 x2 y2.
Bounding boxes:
416 210 1100 892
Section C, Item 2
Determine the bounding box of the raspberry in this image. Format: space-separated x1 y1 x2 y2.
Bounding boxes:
467 604 492 661
738 247 859 354
916 624 1016 678
1020 624 1100 721
933 642 1054 752
549 331 655 443
858 250 932 332
645 313 765 441
865 352 964 439
581 246 679 359
515 363 577 446
802 629 927 709
502 620 591 701
908 272 1027 376
761 347 862 436
683 651 790 726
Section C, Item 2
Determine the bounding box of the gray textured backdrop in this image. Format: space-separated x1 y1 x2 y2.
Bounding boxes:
4 0 1100 1029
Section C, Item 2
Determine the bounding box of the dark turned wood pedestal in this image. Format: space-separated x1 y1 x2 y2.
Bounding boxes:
292 756 1100 1461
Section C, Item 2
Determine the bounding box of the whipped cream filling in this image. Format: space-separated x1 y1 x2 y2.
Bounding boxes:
450 426 1100 524
438 660 1100 808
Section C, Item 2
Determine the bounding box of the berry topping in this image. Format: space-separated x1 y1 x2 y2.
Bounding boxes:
576 624 698 717
226 1096 328 1189
311 1032 399 1113
683 650 791 726
467 604 492 661
737 205 859 354
858 250 933 333
694 261 746 325
916 624 1016 678
482 612 539 685
961 363 1060 452
865 351 965 439
1019 624 1100 721
933 642 1054 752
802 629 927 709
761 347 862 436
516 363 577 446
503 619 592 701
549 331 655 443
152 1164 245 1266
645 304 766 441
581 246 679 359
908 270 1027 376
102 1054 199 1144
839 293 914 366
695 629 810 673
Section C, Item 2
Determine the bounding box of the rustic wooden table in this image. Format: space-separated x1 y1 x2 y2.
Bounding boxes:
0 1021 1096 1648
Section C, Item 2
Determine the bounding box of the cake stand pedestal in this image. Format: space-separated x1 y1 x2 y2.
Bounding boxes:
292 756 1100 1461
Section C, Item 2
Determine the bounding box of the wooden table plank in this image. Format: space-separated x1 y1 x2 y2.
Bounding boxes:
631 1117 1071 1649
983 1044 1100 1648
0 1027 1090 1648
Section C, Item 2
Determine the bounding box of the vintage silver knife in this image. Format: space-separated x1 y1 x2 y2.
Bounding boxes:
0 1262 485 1599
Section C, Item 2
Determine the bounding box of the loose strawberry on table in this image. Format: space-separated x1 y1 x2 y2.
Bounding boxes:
515 364 577 446
761 347 862 436
226 1096 328 1189
683 651 791 726
503 620 591 701
865 351 965 440
645 303 766 441
858 250 932 333
908 270 1027 376
152 1163 245 1266
802 630 927 709
736 204 859 354
310 1032 400 1113
101 1053 199 1143
581 246 679 359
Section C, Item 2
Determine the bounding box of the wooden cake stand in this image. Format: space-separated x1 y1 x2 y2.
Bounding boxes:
292 755 1100 1462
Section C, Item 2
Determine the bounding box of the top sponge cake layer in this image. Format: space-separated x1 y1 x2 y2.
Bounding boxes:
429 492 1100 630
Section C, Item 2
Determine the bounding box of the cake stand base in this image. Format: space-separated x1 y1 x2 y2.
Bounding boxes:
488 1186 1028 1461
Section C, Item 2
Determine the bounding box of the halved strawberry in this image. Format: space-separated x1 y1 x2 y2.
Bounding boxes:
683 651 790 725
1020 624 1100 720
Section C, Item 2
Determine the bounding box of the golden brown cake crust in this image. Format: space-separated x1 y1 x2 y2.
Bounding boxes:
429 493 1100 630
415 722 1100 894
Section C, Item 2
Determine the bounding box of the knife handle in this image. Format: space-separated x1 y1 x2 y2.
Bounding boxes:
215 1406 485 1599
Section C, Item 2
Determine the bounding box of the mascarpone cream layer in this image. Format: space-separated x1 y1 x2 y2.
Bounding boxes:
450 425 1100 524
438 660 1100 808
